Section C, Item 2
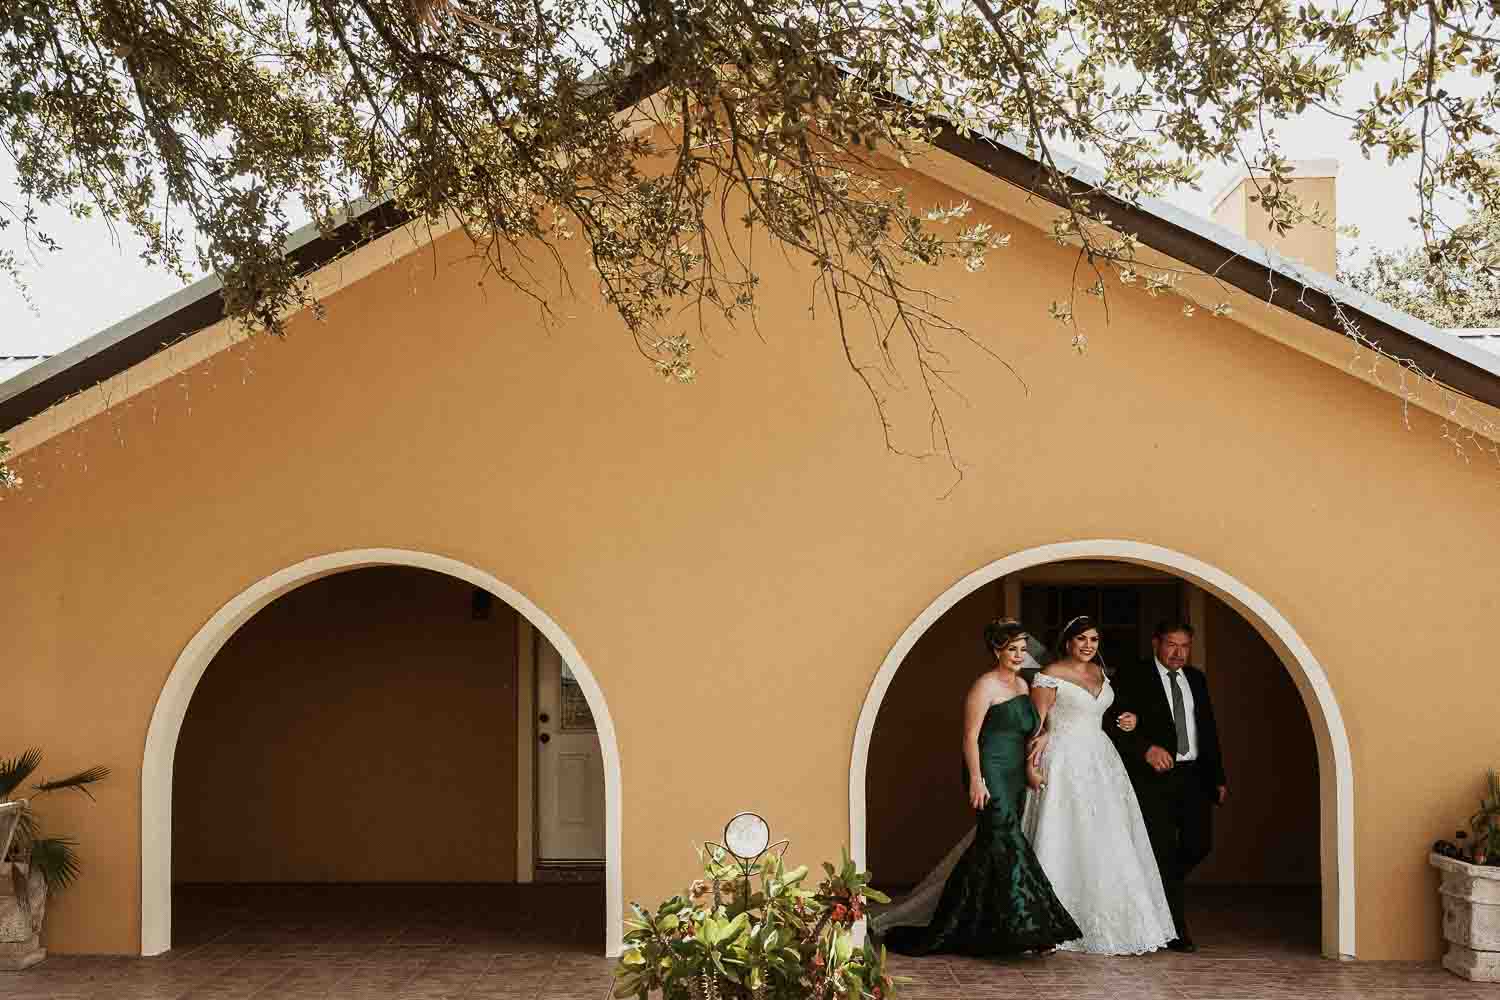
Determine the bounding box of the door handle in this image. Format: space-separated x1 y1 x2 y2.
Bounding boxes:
539 733 551 744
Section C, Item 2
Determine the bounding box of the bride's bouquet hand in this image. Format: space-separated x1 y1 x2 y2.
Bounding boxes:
968 777 990 811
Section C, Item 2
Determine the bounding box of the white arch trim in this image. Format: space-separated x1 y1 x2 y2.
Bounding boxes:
849 539 1356 959
141 548 624 957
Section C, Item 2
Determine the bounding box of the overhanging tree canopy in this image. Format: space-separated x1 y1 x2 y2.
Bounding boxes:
3 0 1499 466
1342 206 1500 328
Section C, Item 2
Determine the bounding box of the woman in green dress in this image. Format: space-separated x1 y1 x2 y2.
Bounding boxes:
877 620 1081 957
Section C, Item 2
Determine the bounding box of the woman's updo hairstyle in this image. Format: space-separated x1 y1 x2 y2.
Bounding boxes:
1054 614 1103 663
983 618 1028 657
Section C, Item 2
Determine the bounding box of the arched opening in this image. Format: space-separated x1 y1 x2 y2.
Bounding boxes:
850 540 1353 960
142 549 623 958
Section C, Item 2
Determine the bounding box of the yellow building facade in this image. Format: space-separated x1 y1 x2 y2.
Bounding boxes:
4 138 1499 965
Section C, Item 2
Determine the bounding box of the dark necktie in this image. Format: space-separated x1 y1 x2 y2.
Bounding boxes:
1169 670 1190 757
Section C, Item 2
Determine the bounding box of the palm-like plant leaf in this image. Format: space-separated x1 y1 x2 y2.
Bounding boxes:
27 837 82 891
0 749 42 800
0 750 109 893
9 808 40 856
35 765 112 800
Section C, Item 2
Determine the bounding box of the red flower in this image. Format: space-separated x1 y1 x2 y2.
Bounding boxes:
832 904 848 923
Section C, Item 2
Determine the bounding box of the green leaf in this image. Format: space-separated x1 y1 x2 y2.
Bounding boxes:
711 955 739 983
720 911 749 945
0 749 41 800
28 837 81 891
34 765 111 800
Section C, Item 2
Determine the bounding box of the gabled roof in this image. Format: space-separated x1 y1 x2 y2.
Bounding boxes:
930 129 1500 403
3 128 1499 433
0 197 408 432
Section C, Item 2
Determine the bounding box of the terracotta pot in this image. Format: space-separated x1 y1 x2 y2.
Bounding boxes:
0 861 48 971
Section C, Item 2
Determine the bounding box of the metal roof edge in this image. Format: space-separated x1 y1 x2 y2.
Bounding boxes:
971 131 1500 387
4 124 1498 430
0 193 393 409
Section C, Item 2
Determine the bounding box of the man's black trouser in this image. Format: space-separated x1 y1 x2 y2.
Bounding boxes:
1134 760 1214 940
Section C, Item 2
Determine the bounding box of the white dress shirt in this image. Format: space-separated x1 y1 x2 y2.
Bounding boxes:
1155 657 1198 761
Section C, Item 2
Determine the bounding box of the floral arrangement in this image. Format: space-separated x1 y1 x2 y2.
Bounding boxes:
614 845 900 1000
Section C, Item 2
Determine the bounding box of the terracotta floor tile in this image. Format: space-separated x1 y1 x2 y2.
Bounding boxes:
4 884 1478 999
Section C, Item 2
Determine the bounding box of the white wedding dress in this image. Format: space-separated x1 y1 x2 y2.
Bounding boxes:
1020 673 1175 954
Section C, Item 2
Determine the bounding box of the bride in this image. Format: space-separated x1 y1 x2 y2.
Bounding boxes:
1023 615 1176 955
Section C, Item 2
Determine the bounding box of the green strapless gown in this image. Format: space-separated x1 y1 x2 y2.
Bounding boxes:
882 696 1081 956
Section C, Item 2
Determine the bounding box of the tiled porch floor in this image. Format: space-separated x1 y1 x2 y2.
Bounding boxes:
6 885 1487 998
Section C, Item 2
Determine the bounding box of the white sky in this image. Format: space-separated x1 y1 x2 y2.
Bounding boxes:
0 63 1445 361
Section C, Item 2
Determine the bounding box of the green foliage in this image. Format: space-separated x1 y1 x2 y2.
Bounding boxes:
26 838 82 891
615 844 897 1000
0 748 42 800
3 0 1500 468
1471 769 1500 859
0 439 18 494
1341 208 1500 329
1 748 110 892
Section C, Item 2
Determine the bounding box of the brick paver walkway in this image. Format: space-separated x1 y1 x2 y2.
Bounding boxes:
4 884 1488 998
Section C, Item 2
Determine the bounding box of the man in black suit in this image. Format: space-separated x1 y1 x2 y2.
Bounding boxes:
1106 620 1226 953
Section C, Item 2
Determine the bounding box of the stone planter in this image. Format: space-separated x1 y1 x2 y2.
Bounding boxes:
1432 852 1500 981
0 861 47 971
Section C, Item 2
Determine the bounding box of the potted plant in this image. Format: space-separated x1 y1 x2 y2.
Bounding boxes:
614 839 899 1000
1 749 110 970
1471 771 1500 866
1432 769 1500 982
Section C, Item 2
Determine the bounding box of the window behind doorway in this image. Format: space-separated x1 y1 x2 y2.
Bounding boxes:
1021 582 1182 675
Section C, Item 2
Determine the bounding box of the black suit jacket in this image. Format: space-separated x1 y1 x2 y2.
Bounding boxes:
1106 659 1226 795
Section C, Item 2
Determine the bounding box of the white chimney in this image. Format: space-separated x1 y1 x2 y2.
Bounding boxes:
1210 159 1339 276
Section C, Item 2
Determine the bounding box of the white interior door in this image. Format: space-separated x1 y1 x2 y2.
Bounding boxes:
535 635 606 862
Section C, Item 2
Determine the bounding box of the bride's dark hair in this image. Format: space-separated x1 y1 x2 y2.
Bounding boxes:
1055 614 1104 667
983 618 1028 657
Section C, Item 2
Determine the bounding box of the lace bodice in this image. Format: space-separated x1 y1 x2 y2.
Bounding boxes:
1032 673 1114 737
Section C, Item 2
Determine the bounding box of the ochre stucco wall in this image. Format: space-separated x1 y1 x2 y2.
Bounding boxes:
4 164 1497 960
172 566 519 883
